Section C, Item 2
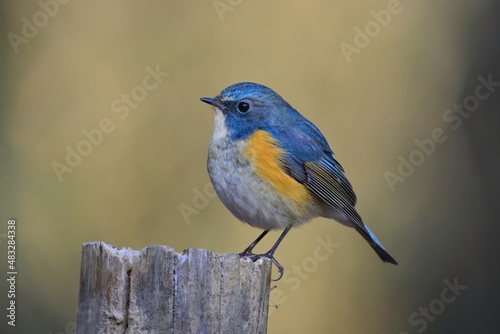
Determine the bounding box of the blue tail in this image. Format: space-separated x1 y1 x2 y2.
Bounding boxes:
353 221 398 265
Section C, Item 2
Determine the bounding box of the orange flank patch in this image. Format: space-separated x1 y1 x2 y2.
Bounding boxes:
244 130 313 212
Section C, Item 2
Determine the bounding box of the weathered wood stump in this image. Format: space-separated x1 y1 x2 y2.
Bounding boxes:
76 242 272 334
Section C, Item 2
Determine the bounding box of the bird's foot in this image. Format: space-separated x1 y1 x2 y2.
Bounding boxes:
243 251 284 281
238 248 255 258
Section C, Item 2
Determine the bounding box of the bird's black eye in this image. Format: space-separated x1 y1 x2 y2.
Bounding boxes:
237 100 251 113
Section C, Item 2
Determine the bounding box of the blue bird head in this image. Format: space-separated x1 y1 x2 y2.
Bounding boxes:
201 82 304 141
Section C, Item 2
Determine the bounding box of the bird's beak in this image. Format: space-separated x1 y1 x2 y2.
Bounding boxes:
200 97 226 111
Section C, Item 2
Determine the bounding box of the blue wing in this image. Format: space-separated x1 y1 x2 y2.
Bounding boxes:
263 119 398 265
263 119 357 207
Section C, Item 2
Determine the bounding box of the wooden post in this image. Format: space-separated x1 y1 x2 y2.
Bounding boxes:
76 242 272 334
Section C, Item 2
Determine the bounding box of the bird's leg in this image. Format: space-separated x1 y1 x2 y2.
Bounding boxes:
239 229 270 257
248 226 292 281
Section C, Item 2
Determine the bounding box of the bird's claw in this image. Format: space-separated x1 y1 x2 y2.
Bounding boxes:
243 252 284 281
238 249 254 258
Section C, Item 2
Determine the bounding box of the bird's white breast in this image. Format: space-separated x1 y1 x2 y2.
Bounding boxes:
207 112 318 230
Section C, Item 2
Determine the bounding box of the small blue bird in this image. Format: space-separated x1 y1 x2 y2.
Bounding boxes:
201 82 397 280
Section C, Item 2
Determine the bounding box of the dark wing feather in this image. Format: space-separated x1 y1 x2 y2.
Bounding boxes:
304 159 398 264
264 122 398 265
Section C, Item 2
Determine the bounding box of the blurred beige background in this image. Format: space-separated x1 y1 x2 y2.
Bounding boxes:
1 1 499 333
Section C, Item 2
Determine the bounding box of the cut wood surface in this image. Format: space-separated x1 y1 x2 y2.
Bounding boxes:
76 242 272 334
